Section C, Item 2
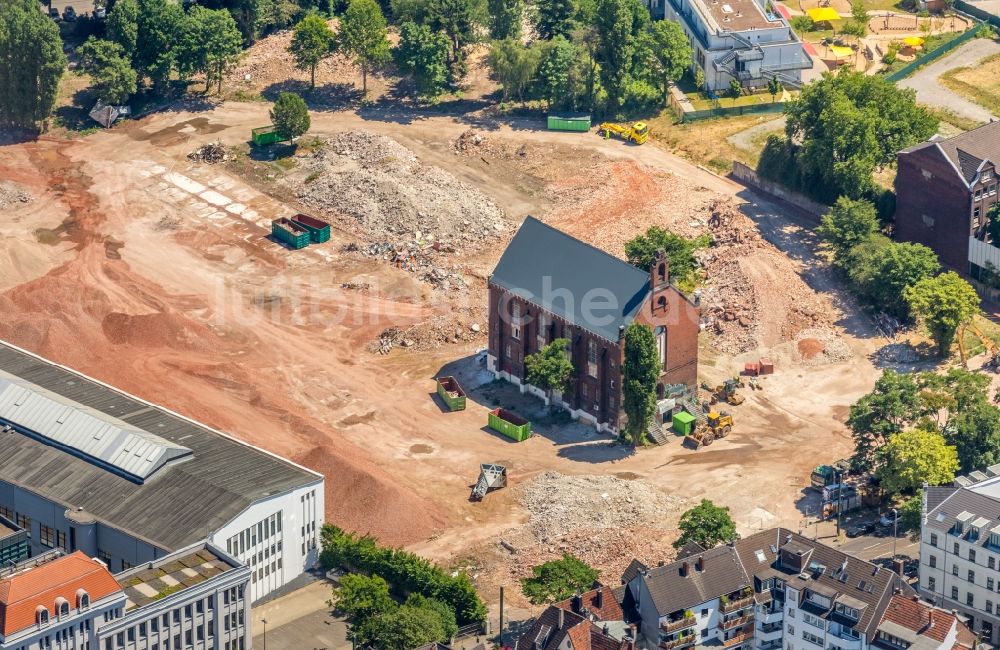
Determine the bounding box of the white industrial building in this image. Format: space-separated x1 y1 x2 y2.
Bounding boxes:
0 340 324 605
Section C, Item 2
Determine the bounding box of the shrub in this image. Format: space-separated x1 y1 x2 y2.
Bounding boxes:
790 15 814 32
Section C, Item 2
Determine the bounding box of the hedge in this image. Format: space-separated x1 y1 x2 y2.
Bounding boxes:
320 525 487 625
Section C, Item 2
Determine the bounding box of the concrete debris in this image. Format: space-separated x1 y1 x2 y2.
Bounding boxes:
187 142 229 164
0 182 32 210
340 282 370 292
794 328 853 365
369 313 488 354
873 342 921 364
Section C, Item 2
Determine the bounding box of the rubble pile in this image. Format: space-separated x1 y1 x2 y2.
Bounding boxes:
453 129 528 160
297 131 511 247
187 142 229 164
360 241 468 289
369 317 485 354
795 328 853 365
0 182 32 210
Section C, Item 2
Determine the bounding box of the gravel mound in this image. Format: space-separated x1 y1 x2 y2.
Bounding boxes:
0 182 32 210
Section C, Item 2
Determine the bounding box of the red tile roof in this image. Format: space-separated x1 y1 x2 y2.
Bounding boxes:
555 587 625 623
881 595 963 644
0 552 122 637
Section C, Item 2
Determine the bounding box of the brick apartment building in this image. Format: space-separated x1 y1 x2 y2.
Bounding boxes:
895 121 1000 277
487 217 700 434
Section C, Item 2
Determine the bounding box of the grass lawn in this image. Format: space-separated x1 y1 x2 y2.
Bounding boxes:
674 74 791 111
922 106 984 133
648 110 785 173
939 52 1000 117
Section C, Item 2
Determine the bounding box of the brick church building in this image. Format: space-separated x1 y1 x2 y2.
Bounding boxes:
487 217 700 434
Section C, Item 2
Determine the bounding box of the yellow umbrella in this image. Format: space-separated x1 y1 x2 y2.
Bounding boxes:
829 44 854 58
807 7 842 22
903 36 925 46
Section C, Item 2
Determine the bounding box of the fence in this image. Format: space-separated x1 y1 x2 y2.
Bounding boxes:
883 23 983 82
731 161 828 219
954 0 1000 29
666 84 788 122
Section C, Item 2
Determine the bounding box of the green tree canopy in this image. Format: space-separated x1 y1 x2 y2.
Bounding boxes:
675 499 739 549
951 400 1000 474
369 601 449 649
395 21 451 98
271 91 311 138
535 37 581 109
488 0 523 40
843 235 939 318
876 427 958 495
177 6 244 94
767 75 782 101
134 0 186 91
289 13 335 89
525 338 574 401
488 39 541 103
847 369 923 473
783 71 937 199
107 0 140 62
0 0 67 128
596 0 648 113
622 322 660 445
817 196 880 264
422 0 482 69
642 20 691 105
521 554 599 604
624 226 708 286
537 0 577 39
339 0 391 94
77 38 138 106
334 573 395 624
905 271 980 357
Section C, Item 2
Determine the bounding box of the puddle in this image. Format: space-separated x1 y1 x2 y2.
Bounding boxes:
613 471 642 480
132 117 227 146
409 444 434 455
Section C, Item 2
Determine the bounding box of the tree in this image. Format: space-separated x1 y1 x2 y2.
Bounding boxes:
525 338 574 404
537 0 576 39
899 494 922 537
370 601 448 650
675 499 739 549
487 39 541 103
783 72 937 200
339 0 391 94
488 0 523 40
289 13 335 89
132 0 185 92
107 0 140 62
334 573 395 623
596 0 648 113
877 427 958 495
0 0 67 128
177 6 244 94
625 226 708 284
694 67 705 90
817 196 879 264
847 369 923 473
844 235 939 317
622 322 660 445
77 38 138 105
536 37 579 109
643 20 691 105
905 271 980 357
851 1 868 32
951 400 1000 473
790 14 814 32
270 92 311 139
520 554 599 604
403 595 458 641
395 21 451 98
988 204 1000 245
728 78 742 105
571 24 600 109
422 0 481 70
767 75 782 102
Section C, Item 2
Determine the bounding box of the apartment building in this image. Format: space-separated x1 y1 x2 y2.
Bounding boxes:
515 587 635 650
0 340 323 604
624 528 969 650
0 542 250 650
643 0 812 92
918 469 1000 644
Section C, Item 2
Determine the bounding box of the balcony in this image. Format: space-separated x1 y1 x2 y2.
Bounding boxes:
663 616 697 634
662 635 697 650
723 631 753 648
759 641 782 650
721 594 755 614
722 614 755 631
757 622 782 635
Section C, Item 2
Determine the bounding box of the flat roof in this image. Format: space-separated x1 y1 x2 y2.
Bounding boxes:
703 0 779 32
0 521 15 540
117 546 237 611
0 340 322 551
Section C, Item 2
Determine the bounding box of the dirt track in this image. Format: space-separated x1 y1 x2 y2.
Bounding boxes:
0 100 891 607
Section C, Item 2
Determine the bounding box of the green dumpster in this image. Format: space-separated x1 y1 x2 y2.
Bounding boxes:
672 411 696 435
271 217 310 249
547 114 592 132
435 376 467 411
489 408 531 442
291 213 331 243
252 125 289 147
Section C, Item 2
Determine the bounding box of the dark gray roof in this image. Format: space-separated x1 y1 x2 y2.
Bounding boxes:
675 541 707 560
923 484 1000 543
901 122 1000 186
620 558 649 585
0 341 322 551
489 217 651 342
925 486 959 514
637 544 750 616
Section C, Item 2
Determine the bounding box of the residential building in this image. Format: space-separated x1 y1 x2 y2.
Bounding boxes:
514 595 636 650
624 528 922 650
0 339 324 603
487 217 700 434
555 585 633 642
0 516 28 567
642 0 812 92
918 467 1000 644
0 542 251 650
876 593 976 650
895 122 1000 277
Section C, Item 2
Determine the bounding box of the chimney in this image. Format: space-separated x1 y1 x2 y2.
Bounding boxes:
572 593 583 614
619 325 626 341
927 609 934 630
680 562 690 577
596 589 604 610
695 556 704 572
558 608 565 629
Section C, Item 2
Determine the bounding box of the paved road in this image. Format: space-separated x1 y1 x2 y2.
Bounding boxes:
252 579 351 650
898 38 1000 124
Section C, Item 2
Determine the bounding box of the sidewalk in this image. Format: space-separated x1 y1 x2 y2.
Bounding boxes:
252 579 350 650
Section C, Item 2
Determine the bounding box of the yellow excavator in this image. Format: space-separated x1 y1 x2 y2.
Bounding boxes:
598 121 649 145
958 322 1000 370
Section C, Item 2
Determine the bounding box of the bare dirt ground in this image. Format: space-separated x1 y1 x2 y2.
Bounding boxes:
0 44 899 614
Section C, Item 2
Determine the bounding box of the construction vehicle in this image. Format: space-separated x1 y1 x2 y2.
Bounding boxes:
471 463 507 501
597 121 649 145
958 322 1000 370
687 411 734 448
810 458 851 491
701 378 745 406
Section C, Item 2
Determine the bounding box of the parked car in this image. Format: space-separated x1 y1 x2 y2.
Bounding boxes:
63 6 77 21
94 6 106 18
846 521 876 538
879 512 900 528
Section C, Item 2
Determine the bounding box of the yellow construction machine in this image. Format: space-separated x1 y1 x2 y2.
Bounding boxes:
598 121 649 145
701 378 745 406
958 322 1000 370
687 412 735 448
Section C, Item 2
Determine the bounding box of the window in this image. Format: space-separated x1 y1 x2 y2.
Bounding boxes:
587 340 598 378
511 303 521 341
952 586 959 600
989 601 994 615
121 559 132 571
975 206 982 219
989 578 995 591
0 504 11 520
968 592 976 607
929 555 937 568
953 564 959 576
955 542 961 554
537 314 548 351
928 577 936 591
185 604 192 619
990 183 998 196
701 609 709 617
56 531 66 550
930 533 938 547
40 524 55 547
16 513 30 535
970 569 976 583
37 607 50 626
788 625 795 635
970 549 977 562
991 557 996 570
803 632 824 646
196 600 204 615
985 170 993 181
57 600 69 617
976 189 984 200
